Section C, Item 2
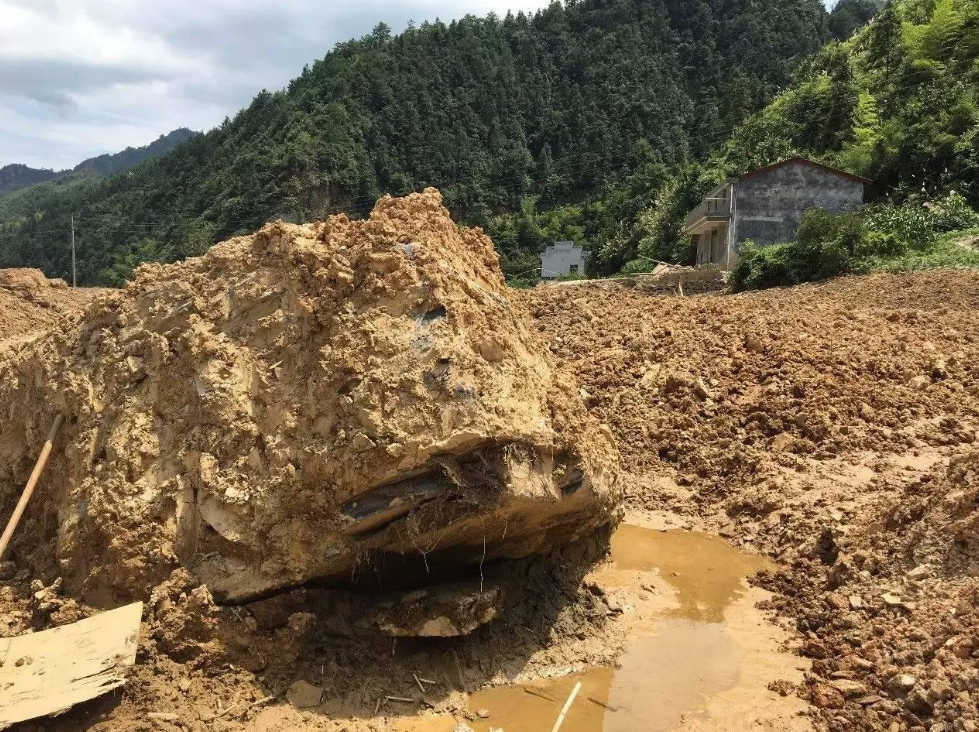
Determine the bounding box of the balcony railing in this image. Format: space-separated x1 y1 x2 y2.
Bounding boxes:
684 197 733 229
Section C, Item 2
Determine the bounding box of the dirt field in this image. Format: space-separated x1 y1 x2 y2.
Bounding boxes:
3 262 979 732
522 271 979 732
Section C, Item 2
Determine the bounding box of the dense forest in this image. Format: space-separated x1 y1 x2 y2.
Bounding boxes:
630 0 979 286
72 128 200 177
0 165 58 197
0 129 199 202
0 0 841 286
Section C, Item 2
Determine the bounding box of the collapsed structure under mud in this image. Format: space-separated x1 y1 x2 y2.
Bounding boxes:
0 189 621 607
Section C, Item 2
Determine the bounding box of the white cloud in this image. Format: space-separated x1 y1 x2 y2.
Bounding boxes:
0 0 554 169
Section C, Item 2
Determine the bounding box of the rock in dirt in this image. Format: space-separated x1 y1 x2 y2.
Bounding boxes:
889 674 917 693
881 593 904 607
0 190 621 606
830 679 868 698
286 680 323 709
356 584 502 637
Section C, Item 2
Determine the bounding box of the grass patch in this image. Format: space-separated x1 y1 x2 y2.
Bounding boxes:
861 228 979 274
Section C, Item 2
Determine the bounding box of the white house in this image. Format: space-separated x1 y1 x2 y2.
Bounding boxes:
541 241 589 279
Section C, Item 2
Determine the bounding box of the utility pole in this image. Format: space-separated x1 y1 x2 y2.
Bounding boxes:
70 214 76 288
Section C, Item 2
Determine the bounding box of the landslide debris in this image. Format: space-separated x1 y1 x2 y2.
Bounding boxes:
763 450 979 732
0 189 620 607
0 269 102 351
521 273 979 503
524 270 979 732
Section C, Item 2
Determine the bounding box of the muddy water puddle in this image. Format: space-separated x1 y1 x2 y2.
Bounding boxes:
469 525 787 732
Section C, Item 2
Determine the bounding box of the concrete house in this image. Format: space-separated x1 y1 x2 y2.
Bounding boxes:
683 158 869 270
541 241 589 279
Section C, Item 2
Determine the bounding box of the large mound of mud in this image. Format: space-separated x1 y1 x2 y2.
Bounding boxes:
0 269 101 350
0 190 620 605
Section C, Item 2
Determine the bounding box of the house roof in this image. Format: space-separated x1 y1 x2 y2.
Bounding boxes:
738 157 871 185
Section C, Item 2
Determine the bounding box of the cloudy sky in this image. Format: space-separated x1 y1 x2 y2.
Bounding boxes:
0 0 555 170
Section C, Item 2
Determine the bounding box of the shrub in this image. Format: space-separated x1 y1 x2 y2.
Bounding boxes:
925 192 979 232
732 198 979 291
864 193 979 250
732 242 798 291
858 229 907 258
620 258 656 275
794 208 863 280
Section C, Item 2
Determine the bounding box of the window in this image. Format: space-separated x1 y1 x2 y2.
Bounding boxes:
569 264 579 275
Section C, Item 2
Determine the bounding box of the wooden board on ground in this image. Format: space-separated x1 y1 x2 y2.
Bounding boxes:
0 602 143 729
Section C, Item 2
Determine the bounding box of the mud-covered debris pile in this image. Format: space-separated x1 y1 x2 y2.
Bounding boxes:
763 450 979 730
0 268 101 349
0 189 620 606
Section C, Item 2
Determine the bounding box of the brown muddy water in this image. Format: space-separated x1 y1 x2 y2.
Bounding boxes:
467 524 796 732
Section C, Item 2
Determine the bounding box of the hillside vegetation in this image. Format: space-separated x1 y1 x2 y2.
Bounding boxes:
0 0 835 286
652 0 979 288
0 129 198 208
72 128 199 177
0 164 58 197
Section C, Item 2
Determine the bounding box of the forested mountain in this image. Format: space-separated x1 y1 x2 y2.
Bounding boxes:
0 164 58 197
828 0 884 40
0 0 836 286
0 129 198 204
73 128 199 176
637 0 979 268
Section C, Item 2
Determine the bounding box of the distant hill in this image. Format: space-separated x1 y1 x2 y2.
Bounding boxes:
73 128 199 176
0 164 58 197
0 0 833 286
0 128 199 200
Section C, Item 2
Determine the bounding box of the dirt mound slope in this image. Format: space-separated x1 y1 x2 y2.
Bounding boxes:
524 269 979 731
521 271 979 495
5 267 979 731
762 450 979 731
0 268 102 350
0 189 620 607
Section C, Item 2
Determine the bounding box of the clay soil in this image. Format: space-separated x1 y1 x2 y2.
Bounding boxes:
4 260 979 731
0 270 103 351
522 271 979 732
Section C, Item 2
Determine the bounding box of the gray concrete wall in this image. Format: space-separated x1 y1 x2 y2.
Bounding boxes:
734 161 865 248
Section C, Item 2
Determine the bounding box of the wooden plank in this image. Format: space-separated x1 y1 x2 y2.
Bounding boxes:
0 602 143 729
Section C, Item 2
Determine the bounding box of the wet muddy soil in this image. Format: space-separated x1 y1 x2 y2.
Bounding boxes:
8 269 979 731
385 521 809 732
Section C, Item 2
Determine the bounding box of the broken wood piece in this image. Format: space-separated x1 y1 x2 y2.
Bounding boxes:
215 702 241 719
384 696 417 704
244 692 280 714
586 696 619 712
413 673 426 694
0 414 64 561
417 677 438 686
0 602 142 730
551 681 582 732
